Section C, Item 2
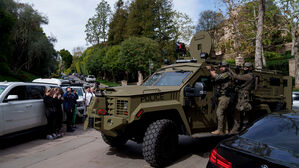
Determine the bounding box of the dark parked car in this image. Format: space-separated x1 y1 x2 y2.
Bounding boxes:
207 112 299 168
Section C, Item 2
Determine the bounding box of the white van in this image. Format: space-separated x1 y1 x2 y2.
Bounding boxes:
0 82 57 137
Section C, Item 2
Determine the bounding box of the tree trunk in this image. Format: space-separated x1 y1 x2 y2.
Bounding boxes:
255 0 264 70
295 38 299 89
262 47 266 67
291 24 297 56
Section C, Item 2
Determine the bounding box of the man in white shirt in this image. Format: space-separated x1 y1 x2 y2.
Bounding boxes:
84 86 93 107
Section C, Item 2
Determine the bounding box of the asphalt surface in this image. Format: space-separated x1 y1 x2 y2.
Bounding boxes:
0 124 226 168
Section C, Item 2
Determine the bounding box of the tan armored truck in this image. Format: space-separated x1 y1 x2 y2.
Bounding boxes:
84 31 292 167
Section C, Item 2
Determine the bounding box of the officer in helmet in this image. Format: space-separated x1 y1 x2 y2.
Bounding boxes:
229 62 255 134
207 61 233 135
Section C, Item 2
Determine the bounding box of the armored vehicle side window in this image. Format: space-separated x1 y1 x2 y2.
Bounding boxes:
270 77 280 86
27 85 45 99
196 77 212 91
5 86 28 100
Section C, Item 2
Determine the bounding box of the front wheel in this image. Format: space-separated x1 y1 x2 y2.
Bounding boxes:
142 119 178 167
101 134 128 147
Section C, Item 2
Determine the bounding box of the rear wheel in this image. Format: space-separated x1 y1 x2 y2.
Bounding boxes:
142 119 178 167
101 134 128 147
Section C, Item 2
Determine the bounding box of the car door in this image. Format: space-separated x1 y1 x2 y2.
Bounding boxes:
184 69 217 133
27 85 47 127
2 85 33 135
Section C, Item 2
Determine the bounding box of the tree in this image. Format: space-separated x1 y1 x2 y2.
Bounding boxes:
173 11 195 44
85 0 111 45
59 49 73 69
126 0 156 38
108 0 128 45
103 45 124 81
196 10 223 32
0 0 16 74
254 0 265 70
277 0 299 56
195 10 224 51
119 37 161 80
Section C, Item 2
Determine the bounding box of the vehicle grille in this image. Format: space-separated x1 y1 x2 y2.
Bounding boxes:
107 97 115 114
116 100 128 115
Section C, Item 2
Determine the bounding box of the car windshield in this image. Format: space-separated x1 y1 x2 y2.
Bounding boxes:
89 75 95 78
0 85 7 95
143 71 191 86
62 87 83 97
240 114 299 153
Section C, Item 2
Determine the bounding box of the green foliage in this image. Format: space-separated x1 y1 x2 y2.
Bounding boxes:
119 37 160 76
226 59 235 65
97 80 121 87
0 0 57 79
85 0 111 45
108 0 128 45
59 49 73 69
196 10 223 32
103 45 124 81
86 47 108 77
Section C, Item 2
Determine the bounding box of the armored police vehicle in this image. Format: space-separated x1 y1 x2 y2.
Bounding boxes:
84 31 292 167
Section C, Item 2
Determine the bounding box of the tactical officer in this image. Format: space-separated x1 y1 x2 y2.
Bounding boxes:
229 62 255 134
207 61 233 135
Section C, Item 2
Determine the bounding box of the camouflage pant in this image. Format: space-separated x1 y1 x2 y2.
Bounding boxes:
236 91 252 112
216 96 230 131
232 91 252 131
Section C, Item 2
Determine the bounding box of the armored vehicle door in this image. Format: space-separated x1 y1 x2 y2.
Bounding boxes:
183 68 217 133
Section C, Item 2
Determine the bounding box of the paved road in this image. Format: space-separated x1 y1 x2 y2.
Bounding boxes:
0 125 227 168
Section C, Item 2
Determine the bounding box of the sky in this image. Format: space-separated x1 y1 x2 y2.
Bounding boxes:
18 0 218 53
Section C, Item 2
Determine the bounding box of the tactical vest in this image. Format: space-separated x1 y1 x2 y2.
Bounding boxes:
215 71 233 96
239 72 255 92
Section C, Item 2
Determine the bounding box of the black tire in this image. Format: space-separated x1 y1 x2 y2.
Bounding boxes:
101 133 128 147
143 119 178 167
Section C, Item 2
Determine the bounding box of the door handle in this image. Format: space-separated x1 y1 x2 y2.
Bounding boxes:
26 105 32 108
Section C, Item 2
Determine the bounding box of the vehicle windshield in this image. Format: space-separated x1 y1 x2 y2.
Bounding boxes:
89 75 95 78
62 87 83 97
240 114 299 153
0 85 7 95
143 71 191 86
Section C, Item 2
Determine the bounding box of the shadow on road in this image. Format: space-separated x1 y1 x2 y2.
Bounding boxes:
173 135 231 165
106 141 144 159
105 134 231 165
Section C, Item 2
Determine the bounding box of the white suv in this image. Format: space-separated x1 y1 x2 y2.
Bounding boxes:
0 82 58 137
85 75 96 83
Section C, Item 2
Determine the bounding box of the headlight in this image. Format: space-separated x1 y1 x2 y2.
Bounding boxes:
124 102 128 110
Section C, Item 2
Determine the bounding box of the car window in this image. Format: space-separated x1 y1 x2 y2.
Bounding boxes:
241 115 299 153
5 86 28 101
293 94 299 100
27 85 45 99
0 85 8 95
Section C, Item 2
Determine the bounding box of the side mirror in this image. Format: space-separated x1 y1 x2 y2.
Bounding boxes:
184 82 206 97
6 95 19 101
194 82 206 97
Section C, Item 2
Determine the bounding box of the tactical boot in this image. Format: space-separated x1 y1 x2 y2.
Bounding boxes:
211 129 224 135
230 121 240 134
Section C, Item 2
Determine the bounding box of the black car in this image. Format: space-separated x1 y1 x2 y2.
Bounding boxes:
207 112 299 168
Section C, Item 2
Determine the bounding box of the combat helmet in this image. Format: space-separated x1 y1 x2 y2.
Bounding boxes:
219 61 229 67
244 62 253 68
